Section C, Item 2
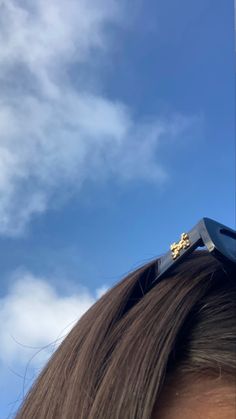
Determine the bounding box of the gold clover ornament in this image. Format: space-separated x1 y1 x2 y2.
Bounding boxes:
170 233 190 260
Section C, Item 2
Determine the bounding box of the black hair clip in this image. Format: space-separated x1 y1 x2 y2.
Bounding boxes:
147 217 236 292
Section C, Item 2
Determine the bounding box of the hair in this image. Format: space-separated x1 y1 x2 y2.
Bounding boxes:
16 251 236 419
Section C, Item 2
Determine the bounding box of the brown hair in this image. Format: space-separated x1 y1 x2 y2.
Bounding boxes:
16 251 236 418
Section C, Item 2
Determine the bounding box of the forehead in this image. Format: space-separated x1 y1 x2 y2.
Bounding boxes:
152 375 236 419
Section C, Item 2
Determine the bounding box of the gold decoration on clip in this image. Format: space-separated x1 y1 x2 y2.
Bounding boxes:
170 233 190 260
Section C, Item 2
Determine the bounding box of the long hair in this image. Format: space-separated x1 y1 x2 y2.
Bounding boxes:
16 251 236 418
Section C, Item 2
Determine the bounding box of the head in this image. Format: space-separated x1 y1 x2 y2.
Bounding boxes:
16 251 236 418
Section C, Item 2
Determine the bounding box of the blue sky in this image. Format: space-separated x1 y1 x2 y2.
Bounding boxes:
0 0 235 417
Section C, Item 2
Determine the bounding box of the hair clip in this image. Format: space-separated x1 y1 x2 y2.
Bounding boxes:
146 217 236 293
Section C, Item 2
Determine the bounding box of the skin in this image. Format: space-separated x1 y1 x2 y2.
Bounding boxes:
152 374 236 419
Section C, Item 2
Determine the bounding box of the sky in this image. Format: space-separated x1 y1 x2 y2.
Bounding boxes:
0 0 235 417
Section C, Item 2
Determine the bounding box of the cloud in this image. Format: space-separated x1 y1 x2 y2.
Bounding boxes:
0 0 198 236
0 0 120 93
0 271 108 367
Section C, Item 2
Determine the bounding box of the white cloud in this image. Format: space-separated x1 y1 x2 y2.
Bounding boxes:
0 0 120 95
0 271 106 367
0 0 198 236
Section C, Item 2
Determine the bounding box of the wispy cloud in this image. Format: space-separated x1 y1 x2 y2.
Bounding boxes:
0 0 198 236
0 271 108 367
